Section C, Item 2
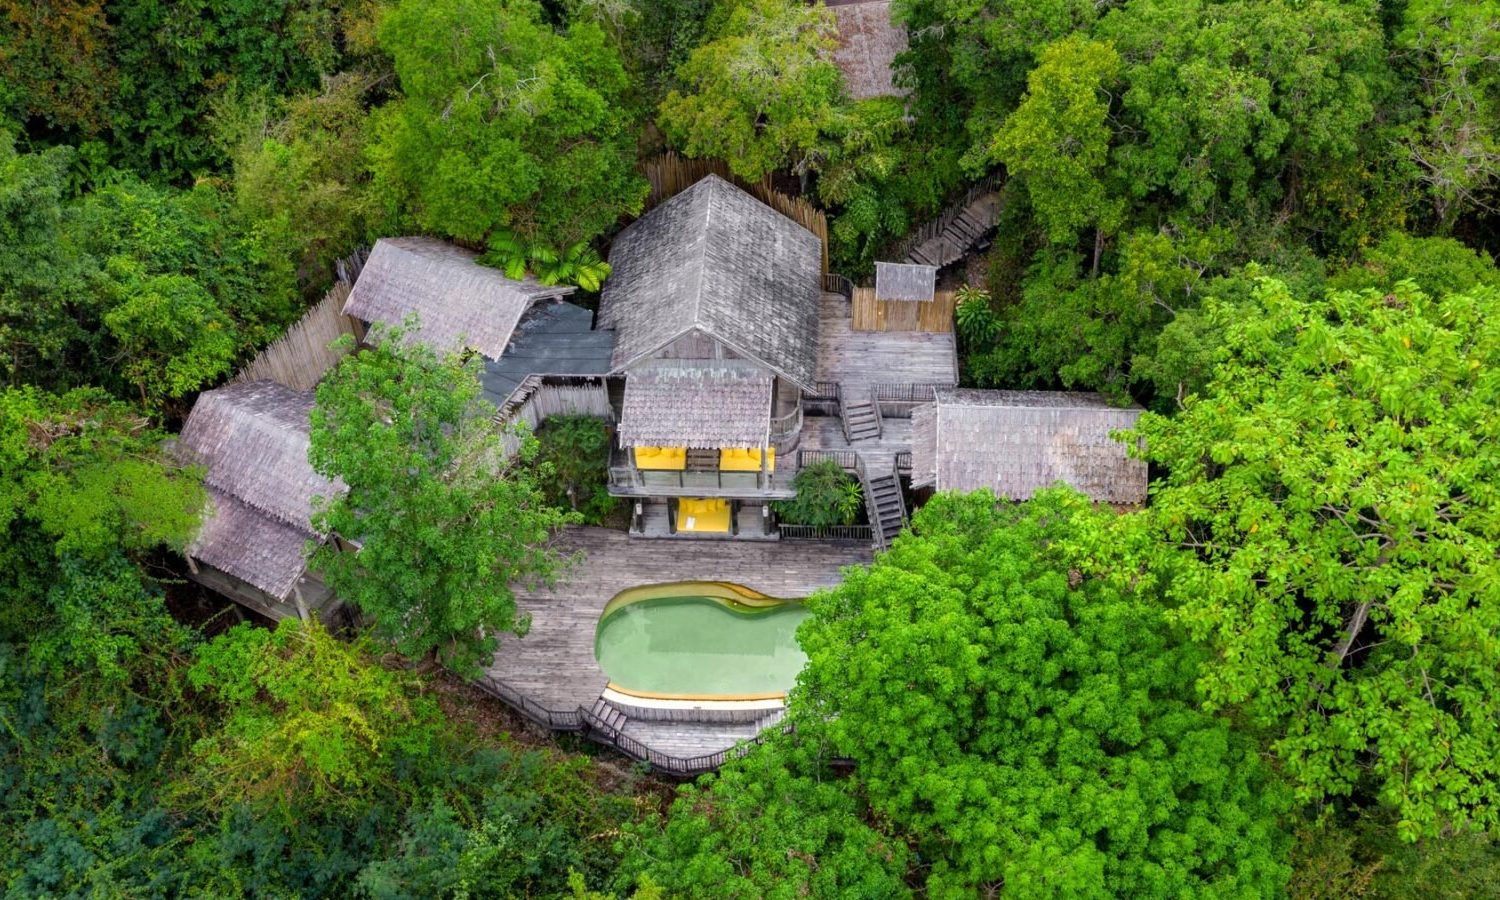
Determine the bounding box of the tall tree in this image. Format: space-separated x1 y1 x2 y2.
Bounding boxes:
658 0 842 182
1130 276 1500 840
797 489 1291 896
370 0 647 254
308 329 574 673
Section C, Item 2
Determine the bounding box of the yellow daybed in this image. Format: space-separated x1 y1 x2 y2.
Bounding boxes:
634 445 687 470
677 497 731 533
719 447 775 472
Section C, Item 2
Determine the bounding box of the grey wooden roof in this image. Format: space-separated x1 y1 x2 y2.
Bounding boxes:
599 175 821 390
345 237 575 359
479 299 616 408
617 361 772 449
875 261 936 302
911 388 1147 504
831 1 909 101
178 381 346 599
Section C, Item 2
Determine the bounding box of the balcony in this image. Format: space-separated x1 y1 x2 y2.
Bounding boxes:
608 444 795 499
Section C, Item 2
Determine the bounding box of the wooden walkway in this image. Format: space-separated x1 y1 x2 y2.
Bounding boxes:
483 527 870 757
900 177 1004 269
815 294 958 394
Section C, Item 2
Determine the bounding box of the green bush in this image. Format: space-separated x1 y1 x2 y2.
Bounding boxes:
773 459 862 528
534 416 621 526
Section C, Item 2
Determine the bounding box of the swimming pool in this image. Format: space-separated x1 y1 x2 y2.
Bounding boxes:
594 581 810 700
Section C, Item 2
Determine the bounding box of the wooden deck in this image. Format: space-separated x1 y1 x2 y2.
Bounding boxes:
791 414 914 475
483 527 870 755
815 294 957 393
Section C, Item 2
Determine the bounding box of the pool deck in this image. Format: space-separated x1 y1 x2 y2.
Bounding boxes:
482 527 871 759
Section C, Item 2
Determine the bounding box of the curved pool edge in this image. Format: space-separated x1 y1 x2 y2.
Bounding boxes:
602 686 785 724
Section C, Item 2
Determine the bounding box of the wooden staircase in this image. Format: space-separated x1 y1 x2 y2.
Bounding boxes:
585 697 629 741
841 396 882 443
864 468 907 548
898 174 1005 270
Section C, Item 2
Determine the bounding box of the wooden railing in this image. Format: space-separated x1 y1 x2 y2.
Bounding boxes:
804 382 841 417
769 405 804 452
890 172 1004 262
480 674 766 777
778 524 875 541
821 272 854 299
797 448 861 471
895 450 913 475
609 465 778 494
871 383 942 404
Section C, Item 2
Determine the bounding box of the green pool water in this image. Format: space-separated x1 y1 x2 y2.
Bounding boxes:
594 584 811 699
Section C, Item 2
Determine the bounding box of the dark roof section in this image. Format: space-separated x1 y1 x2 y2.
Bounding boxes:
875 261 937 302
478 299 616 408
178 381 347 599
617 361 773 449
599 175 821 390
911 388 1147 504
345 237 575 359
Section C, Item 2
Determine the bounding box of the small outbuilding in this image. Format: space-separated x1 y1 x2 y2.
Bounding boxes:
177 380 348 622
910 389 1147 505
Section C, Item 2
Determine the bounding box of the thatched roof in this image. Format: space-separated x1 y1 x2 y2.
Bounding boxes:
617 361 772 449
599 175 821 390
178 381 346 599
875 261 936 302
345 237 575 360
911 389 1147 504
479 299 616 408
832 1 909 101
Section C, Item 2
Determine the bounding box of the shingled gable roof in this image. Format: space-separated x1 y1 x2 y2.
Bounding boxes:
911 388 1147 505
344 236 576 360
617 361 773 449
178 381 346 599
598 175 821 390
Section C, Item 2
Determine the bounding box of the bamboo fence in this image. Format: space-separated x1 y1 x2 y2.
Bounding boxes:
641 153 830 274
851 287 956 332
233 282 362 390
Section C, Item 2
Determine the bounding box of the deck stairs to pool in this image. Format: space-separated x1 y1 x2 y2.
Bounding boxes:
585 697 629 741
864 469 907 549
841 396 882 443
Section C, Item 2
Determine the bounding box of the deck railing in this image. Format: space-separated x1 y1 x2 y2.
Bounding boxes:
796 448 861 472
804 382 841 417
475 675 584 731
821 272 854 300
778 524 875 541
895 450 913 475
609 465 778 493
871 383 942 404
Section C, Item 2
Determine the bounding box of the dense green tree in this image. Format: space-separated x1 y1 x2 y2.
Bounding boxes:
0 0 116 135
772 459 862 528
622 738 911 898
370 0 647 254
1398 0 1500 229
989 35 1122 248
797 489 1291 896
1130 276 1500 839
308 329 575 673
533 415 620 525
658 0 842 182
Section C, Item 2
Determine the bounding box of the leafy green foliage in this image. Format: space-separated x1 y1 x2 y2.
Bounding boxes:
481 231 613 290
773 459 862 528
371 0 648 252
989 35 1122 244
659 0 842 181
1130 277 1500 839
622 737 911 898
533 415 621 525
181 620 441 814
797 489 1292 895
309 329 576 673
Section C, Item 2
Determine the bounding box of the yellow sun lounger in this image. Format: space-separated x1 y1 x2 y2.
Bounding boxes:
634 445 687 470
677 497 731 533
719 447 775 472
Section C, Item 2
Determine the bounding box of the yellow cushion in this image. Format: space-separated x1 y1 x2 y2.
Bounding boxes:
634 445 686 470
678 498 731 533
718 447 776 472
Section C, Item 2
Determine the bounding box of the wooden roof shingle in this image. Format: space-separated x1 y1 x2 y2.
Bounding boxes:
617 361 772 449
599 175 821 390
178 381 346 599
345 237 575 360
911 388 1147 505
875 261 936 302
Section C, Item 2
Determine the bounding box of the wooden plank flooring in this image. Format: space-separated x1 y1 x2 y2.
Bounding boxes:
485 527 870 723
816 294 957 392
793 414 914 475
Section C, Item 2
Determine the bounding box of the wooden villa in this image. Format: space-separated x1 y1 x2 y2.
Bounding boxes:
910 389 1148 505
177 380 346 623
